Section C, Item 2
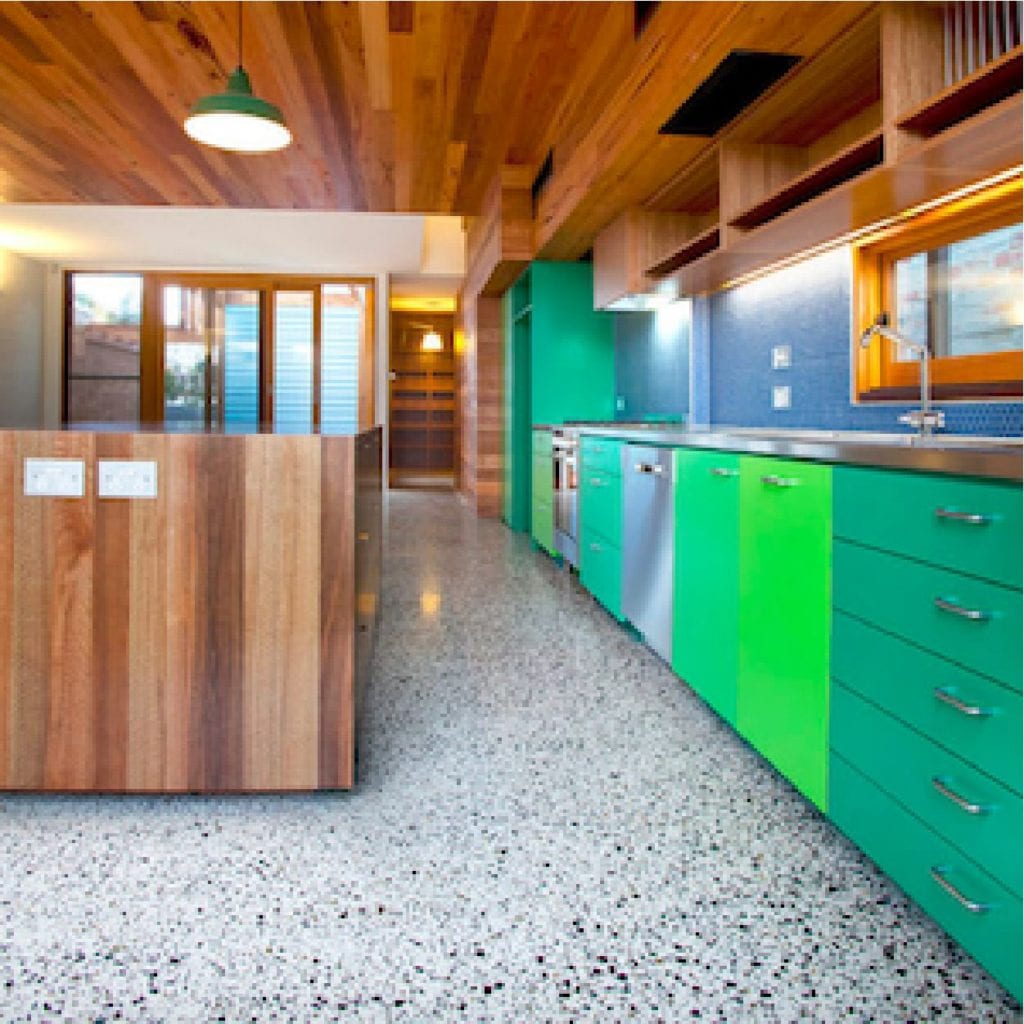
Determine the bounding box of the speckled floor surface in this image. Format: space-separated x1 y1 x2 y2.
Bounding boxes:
0 490 1019 1023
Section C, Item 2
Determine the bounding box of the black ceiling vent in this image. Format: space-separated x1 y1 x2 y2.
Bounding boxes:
634 1 660 38
660 50 801 137
531 149 554 212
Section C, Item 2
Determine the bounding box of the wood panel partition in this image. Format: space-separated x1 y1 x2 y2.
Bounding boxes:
0 427 381 792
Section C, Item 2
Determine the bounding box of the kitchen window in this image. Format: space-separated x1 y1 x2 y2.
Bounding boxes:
853 177 1023 401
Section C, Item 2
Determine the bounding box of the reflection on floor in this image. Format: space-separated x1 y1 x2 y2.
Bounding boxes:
0 491 1018 1021
389 472 455 491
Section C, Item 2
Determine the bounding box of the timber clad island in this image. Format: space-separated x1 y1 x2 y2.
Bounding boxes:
0 427 381 792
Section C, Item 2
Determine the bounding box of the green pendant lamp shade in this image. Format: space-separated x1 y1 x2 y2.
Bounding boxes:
184 4 291 154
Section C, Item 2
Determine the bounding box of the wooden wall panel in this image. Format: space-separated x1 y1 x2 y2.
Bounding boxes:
0 428 377 792
243 436 321 790
320 437 356 789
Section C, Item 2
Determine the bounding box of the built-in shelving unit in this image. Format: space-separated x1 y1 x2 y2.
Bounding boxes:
596 5 1023 299
727 132 883 231
897 46 1023 137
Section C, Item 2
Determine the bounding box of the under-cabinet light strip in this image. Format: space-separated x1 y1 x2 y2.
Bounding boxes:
718 165 1023 292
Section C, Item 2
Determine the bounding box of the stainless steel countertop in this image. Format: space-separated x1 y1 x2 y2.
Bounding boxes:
535 424 1022 482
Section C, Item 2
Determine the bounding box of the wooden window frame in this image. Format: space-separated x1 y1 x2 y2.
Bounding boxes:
853 177 1023 402
63 272 376 428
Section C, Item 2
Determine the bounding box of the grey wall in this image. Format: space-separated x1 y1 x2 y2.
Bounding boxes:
692 247 1023 437
613 302 691 421
0 250 45 428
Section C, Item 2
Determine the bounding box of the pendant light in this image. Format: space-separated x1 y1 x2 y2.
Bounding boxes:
184 3 291 153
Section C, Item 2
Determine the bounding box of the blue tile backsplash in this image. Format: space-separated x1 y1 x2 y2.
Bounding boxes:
695 247 1022 437
614 303 691 421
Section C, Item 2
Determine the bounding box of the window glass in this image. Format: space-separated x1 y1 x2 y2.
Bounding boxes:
67 273 142 423
273 291 314 433
164 286 207 428
215 290 261 430
893 222 1024 360
321 284 364 433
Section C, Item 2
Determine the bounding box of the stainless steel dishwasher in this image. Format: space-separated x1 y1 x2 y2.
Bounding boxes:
622 444 675 663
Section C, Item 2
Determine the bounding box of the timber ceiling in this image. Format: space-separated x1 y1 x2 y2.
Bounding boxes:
0 1 873 251
0 1 615 211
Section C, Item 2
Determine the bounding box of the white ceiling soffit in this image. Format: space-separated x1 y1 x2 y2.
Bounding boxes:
0 206 465 276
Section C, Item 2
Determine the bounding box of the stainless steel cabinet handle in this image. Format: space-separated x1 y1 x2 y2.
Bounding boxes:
929 866 989 914
589 477 605 487
589 542 602 552
933 686 991 718
935 508 991 526
634 463 663 475
709 467 739 477
761 474 799 487
931 776 988 815
934 596 990 621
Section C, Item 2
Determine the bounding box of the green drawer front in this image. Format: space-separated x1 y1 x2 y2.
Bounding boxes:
834 540 1022 691
580 522 622 620
832 684 1022 897
531 497 555 556
580 436 623 478
832 611 1022 793
532 452 553 507
834 467 1022 589
580 470 622 545
831 753 1022 1000
532 429 552 455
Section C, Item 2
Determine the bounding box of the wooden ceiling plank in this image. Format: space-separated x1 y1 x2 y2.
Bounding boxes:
358 1 392 112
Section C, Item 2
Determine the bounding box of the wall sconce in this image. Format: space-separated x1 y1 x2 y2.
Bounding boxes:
422 329 443 352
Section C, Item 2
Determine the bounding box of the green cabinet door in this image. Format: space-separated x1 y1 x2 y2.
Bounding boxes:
738 456 832 810
503 289 532 531
672 449 740 725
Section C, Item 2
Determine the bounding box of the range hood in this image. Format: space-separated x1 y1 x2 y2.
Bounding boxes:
660 50 801 137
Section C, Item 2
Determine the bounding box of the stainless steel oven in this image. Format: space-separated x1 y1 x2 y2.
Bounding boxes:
552 428 579 567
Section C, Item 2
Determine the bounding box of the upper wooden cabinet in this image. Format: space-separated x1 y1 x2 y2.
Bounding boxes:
597 5 1022 300
592 208 692 310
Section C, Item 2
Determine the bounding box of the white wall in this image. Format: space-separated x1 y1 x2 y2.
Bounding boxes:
0 250 45 428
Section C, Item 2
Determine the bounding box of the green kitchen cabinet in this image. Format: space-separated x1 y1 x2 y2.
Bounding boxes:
531 430 555 555
503 262 615 534
672 449 740 725
579 521 623 620
737 455 832 810
503 279 533 531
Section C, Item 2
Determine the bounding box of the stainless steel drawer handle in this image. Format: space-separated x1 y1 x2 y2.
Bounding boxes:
935 508 991 526
634 463 664 475
933 686 991 718
934 596 990 622
929 866 990 914
931 776 988 816
761 474 799 487
589 478 605 487
709 467 739 478
589 542 602 552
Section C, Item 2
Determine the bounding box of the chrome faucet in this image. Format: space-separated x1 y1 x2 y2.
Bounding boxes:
859 313 945 436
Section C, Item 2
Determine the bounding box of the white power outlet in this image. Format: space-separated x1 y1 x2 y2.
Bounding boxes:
772 344 792 369
772 385 792 410
98 460 158 499
23 458 85 497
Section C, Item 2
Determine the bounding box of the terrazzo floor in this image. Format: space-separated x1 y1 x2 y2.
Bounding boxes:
0 490 1020 1023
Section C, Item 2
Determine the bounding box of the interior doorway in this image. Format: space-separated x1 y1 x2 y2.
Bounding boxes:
388 310 455 489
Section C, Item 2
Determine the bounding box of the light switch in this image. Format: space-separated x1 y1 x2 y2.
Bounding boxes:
615 396 626 413
98 460 158 499
772 385 792 410
772 344 791 369
23 458 85 497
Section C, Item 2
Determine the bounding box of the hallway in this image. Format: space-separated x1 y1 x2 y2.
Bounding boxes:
0 491 1017 1021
